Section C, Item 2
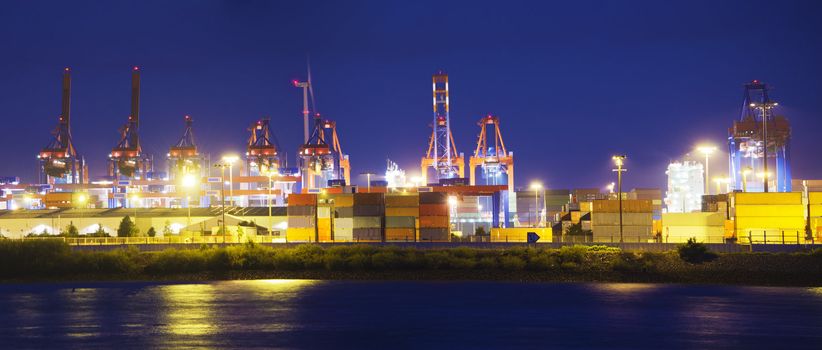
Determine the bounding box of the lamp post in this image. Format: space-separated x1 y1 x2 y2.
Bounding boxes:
181 174 197 232
612 155 627 243
448 195 459 233
741 167 752 192
530 182 542 228
222 155 238 206
130 194 140 227
361 172 377 192
214 162 229 244
265 169 279 235
697 145 717 195
76 194 87 235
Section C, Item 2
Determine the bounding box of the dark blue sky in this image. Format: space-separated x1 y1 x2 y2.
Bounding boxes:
2 0 821 190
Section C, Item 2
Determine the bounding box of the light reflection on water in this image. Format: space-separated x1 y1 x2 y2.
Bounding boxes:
0 280 820 349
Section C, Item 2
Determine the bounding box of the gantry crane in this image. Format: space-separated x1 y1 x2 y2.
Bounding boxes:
421 70 464 184
168 115 203 180
321 119 351 185
728 80 792 192
246 118 281 176
38 67 87 184
469 114 514 193
108 67 152 179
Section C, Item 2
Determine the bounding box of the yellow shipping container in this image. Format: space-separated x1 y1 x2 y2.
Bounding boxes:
490 228 552 242
809 192 822 205
420 216 449 228
318 218 331 230
734 204 805 217
734 217 806 231
386 207 419 217
571 211 581 223
579 201 592 212
385 195 419 207
318 227 332 242
333 194 354 207
733 192 802 205
810 204 822 218
662 226 725 243
286 227 315 242
662 212 725 226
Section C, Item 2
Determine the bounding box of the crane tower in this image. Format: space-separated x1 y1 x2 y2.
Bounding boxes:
728 80 791 192
469 114 514 193
38 67 87 184
168 115 203 180
246 118 281 176
108 67 152 179
421 70 464 184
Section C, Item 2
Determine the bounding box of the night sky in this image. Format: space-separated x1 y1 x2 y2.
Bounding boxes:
2 0 821 191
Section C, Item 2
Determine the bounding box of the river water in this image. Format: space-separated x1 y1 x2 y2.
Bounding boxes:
0 280 820 349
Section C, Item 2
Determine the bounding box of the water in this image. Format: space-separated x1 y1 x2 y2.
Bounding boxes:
0 280 820 349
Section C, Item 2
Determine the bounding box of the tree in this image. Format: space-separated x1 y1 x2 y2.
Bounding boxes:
64 222 79 237
117 216 138 237
147 227 156 237
678 238 718 264
474 226 488 236
88 223 110 237
163 220 173 236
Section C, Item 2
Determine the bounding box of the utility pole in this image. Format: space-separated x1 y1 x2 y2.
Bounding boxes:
612 155 627 243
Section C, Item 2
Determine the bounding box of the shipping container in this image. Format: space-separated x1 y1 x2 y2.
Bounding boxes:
591 212 653 226
318 227 332 242
353 217 381 229
810 192 822 205
318 218 331 230
662 226 725 243
810 204 822 217
353 228 382 241
734 217 806 231
419 216 449 228
733 192 802 205
385 228 415 241
336 207 354 218
419 192 447 204
334 218 354 229
419 228 449 241
286 227 315 242
288 216 315 228
735 204 805 217
419 203 448 216
288 193 317 206
385 194 419 207
385 216 416 228
353 205 383 216
334 194 354 207
592 199 652 213
334 227 353 241
662 212 726 227
317 207 331 219
354 193 384 205
385 207 419 217
579 201 593 212
591 225 654 242
287 206 316 216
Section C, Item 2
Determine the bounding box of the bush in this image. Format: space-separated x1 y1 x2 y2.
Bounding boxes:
678 238 718 264
499 256 526 270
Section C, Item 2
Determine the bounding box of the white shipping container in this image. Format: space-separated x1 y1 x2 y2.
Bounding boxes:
334 218 354 229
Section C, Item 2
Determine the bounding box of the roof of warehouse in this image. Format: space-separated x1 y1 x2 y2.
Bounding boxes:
0 206 287 219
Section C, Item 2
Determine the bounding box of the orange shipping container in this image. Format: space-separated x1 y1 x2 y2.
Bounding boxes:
333 194 354 207
354 193 384 205
419 203 448 216
288 194 317 206
386 207 419 217
419 216 449 228
385 228 416 241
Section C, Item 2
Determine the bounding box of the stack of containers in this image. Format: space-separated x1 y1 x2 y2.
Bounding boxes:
287 193 317 242
317 197 333 242
733 192 804 243
590 199 653 242
353 193 384 241
811 192 822 241
384 193 419 241
419 192 450 241
333 194 354 241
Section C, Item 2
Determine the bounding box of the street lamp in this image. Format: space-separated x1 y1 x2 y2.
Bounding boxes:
76 194 87 234
181 173 198 231
697 145 717 195
530 182 542 228
214 162 230 243
264 168 279 236
612 155 627 243
361 172 377 192
606 182 615 195
741 167 753 192
713 177 730 195
448 196 459 233
222 155 239 206
130 194 140 226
